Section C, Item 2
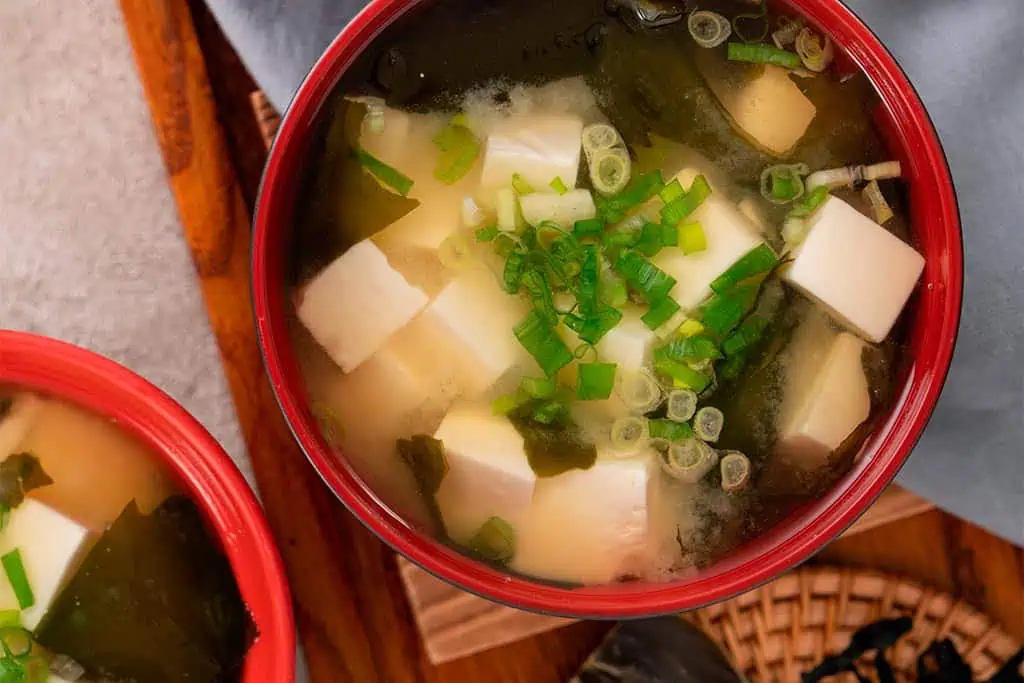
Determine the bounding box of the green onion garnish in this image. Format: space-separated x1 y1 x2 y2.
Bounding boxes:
550 176 569 195
599 270 629 308
596 170 665 222
514 310 574 376
565 307 624 344
433 119 480 184
678 222 707 255
722 315 769 357
604 229 641 250
661 223 679 247
648 418 695 442
512 173 534 195
475 225 499 242
694 406 725 442
710 244 780 293
468 516 516 563
502 251 526 294
355 148 414 196
577 362 617 400
635 222 666 257
678 319 705 337
699 282 761 338
659 179 685 204
656 334 723 364
1 550 34 610
0 610 19 629
492 391 531 416
520 376 557 399
614 251 677 302
789 185 831 218
727 42 802 69
720 350 750 381
661 175 712 225
573 218 604 240
521 270 559 325
654 358 711 393
577 246 600 317
641 296 681 330
532 400 567 424
760 164 809 205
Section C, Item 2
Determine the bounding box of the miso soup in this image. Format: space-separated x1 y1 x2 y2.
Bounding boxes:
0 391 253 681
289 0 923 584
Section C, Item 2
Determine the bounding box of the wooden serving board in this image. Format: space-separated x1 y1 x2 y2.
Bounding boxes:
247 90 937 664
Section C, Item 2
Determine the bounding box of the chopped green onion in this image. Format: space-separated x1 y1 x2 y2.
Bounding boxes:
789 185 830 218
595 171 665 222
654 358 711 393
666 389 698 422
700 282 761 338
469 516 516 563
0 611 19 629
582 123 621 155
1 550 34 610
678 319 705 337
550 176 569 195
720 452 752 492
492 391 531 416
610 416 650 453
795 27 834 73
577 362 617 400
521 269 559 325
502 251 526 293
514 310 574 376
710 244 780 293
719 351 750 381
433 120 480 184
573 342 598 362
636 222 666 257
533 400 567 425
599 270 629 308
661 175 712 225
649 418 695 442
863 180 894 225
722 316 769 357
727 42 801 69
641 297 681 330
693 406 725 442
496 188 520 231
520 376 557 399
475 225 499 242
603 229 641 250
688 10 732 48
355 148 414 196
731 0 769 44
614 251 676 302
660 222 679 248
565 307 623 344
617 370 663 414
590 149 631 196
659 179 684 204
512 173 534 195
573 217 605 240
760 164 809 205
656 335 722 364
576 246 600 317
678 222 707 255
661 439 718 483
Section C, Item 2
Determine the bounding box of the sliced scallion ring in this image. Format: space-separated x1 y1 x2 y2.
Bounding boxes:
771 16 805 49
693 406 725 442
720 451 752 492
590 149 631 196
661 439 718 483
760 163 809 205
610 416 650 454
666 389 698 423
617 370 663 414
688 10 731 49
582 123 620 156
795 27 834 73
863 180 894 225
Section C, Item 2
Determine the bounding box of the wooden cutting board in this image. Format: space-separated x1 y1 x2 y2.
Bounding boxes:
247 90 937 664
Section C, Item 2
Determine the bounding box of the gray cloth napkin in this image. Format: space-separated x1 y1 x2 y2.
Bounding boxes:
204 0 1024 545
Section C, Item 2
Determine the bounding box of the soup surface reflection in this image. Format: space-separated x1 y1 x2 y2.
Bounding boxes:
289 0 922 585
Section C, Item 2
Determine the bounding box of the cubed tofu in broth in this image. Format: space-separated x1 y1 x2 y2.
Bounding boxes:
479 114 583 194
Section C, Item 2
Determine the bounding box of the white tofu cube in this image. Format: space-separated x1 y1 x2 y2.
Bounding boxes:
479 114 583 192
782 197 925 342
0 394 43 460
0 499 92 630
653 171 765 311
433 404 536 543
373 199 463 253
596 306 656 372
704 65 817 156
424 268 533 395
519 189 596 228
513 449 656 584
297 240 429 373
776 331 871 467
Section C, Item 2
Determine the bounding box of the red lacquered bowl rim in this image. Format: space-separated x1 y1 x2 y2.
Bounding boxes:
0 331 296 680
252 0 963 617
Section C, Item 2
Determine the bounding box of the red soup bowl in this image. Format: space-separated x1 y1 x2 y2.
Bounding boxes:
252 0 962 617
0 331 295 679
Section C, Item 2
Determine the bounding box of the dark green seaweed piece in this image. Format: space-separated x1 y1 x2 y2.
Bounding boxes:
397 435 449 533
0 453 52 512
36 497 253 683
508 405 596 478
571 616 742 683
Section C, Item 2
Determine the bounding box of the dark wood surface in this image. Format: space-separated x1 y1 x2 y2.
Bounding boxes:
118 1 1023 681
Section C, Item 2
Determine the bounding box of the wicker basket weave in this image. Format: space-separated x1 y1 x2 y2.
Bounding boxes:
685 566 1020 683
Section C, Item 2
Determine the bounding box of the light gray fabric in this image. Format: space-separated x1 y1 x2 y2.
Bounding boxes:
205 0 1024 545
0 2 308 679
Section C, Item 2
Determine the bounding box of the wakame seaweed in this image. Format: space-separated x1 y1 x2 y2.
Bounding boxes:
508 404 597 477
0 453 52 512
36 496 254 683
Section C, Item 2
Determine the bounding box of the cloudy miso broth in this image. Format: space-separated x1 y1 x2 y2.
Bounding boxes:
289 0 921 584
0 391 253 680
